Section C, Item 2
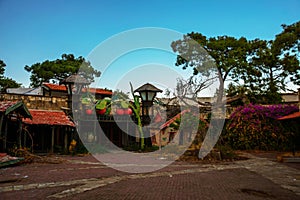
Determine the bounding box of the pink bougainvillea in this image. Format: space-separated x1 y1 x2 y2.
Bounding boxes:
223 104 299 150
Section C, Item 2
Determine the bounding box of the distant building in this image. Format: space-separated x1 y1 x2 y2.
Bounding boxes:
41 83 113 99
6 87 42 96
42 83 68 97
281 92 299 104
0 82 113 153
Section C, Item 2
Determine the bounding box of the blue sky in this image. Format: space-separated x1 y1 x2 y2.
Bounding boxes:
0 0 299 92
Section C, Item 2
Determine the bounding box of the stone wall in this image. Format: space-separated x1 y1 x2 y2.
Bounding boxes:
0 94 68 110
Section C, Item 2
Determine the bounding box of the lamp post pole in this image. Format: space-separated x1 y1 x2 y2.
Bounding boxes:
134 83 162 148
60 74 90 153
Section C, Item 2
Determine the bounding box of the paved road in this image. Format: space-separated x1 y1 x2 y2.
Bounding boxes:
0 152 299 199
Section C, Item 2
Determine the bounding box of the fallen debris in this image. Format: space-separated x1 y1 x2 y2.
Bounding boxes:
276 152 300 163
0 153 24 168
12 149 65 164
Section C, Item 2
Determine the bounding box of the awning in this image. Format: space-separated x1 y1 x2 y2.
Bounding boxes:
0 101 32 119
277 112 300 120
23 109 75 127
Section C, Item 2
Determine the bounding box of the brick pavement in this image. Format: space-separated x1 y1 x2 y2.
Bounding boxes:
0 152 299 199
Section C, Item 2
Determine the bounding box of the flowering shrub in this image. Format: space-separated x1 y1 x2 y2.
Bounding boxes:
223 104 299 150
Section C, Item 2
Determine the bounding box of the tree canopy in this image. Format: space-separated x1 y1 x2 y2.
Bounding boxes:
171 33 252 103
246 21 300 103
25 54 101 87
274 21 300 87
172 21 300 104
0 60 21 92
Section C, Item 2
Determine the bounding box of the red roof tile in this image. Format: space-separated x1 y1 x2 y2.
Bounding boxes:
23 110 75 127
277 112 300 120
82 88 113 96
0 101 32 118
0 101 18 112
43 83 112 96
43 83 67 91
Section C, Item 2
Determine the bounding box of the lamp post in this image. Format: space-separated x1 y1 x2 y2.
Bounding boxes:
60 74 90 153
60 74 90 112
134 83 162 147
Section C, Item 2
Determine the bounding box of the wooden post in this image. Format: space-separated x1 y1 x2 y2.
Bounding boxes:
41 127 44 151
0 115 4 151
24 128 26 148
64 130 68 153
51 126 55 153
4 119 8 150
18 120 22 148
125 120 129 146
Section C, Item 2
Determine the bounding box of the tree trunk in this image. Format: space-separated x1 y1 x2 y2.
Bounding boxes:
217 69 225 104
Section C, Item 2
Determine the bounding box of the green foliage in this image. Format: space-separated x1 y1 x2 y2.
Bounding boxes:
129 82 144 149
24 54 101 87
172 21 300 104
0 60 21 91
273 21 300 85
123 144 159 152
0 60 5 76
215 145 237 160
75 143 89 154
225 82 283 105
81 92 95 104
109 84 144 150
95 99 107 110
95 98 111 115
112 89 130 100
226 83 248 106
111 90 131 109
170 111 208 144
222 104 299 150
0 77 21 91
172 33 251 103
239 21 299 103
248 38 298 103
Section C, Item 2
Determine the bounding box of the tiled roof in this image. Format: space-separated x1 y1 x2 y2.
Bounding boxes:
83 88 113 96
277 112 300 120
23 109 75 127
43 83 67 91
0 101 18 112
0 101 32 118
43 83 112 95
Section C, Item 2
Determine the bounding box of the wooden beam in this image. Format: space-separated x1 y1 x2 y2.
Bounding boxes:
0 115 4 151
64 131 68 153
18 119 22 149
51 126 55 153
4 118 8 150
